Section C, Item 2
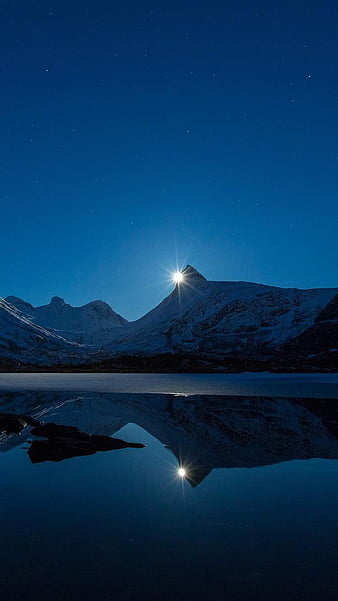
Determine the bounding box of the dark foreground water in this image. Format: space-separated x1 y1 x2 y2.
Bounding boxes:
1 389 338 601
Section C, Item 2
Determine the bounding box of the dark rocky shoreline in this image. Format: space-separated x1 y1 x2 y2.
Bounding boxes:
1 349 337 373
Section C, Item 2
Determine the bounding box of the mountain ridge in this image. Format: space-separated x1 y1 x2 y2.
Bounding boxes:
5 294 127 345
2 265 338 368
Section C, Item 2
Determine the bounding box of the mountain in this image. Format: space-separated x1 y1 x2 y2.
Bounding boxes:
0 297 84 365
281 293 338 360
105 265 338 359
5 295 127 345
1 391 338 486
2 266 338 368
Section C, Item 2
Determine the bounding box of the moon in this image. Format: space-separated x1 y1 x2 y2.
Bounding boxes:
173 271 184 284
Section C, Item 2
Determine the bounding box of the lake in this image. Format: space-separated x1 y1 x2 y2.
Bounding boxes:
1 374 338 600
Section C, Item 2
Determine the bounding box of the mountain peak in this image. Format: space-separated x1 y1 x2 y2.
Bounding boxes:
50 296 66 309
182 265 207 283
6 295 27 305
5 296 35 313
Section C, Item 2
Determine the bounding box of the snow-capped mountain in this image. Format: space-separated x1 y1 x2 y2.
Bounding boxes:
2 266 338 366
1 392 338 486
6 295 127 345
0 297 83 365
106 265 338 357
281 292 338 358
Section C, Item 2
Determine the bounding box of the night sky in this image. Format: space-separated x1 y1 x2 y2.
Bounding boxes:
1 1 337 319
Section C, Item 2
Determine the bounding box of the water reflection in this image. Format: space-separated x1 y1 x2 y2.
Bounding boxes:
0 412 145 463
177 467 186 478
1 392 338 483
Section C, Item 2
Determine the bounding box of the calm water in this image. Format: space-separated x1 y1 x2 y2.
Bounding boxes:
1 372 338 397
1 384 338 600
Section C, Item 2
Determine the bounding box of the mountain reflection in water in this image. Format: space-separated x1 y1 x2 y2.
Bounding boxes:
1 392 338 484
0 413 145 463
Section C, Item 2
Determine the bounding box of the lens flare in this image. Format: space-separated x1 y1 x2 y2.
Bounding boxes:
178 467 186 478
173 271 184 284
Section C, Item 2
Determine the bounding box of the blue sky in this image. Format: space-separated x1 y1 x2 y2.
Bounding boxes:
1 1 337 319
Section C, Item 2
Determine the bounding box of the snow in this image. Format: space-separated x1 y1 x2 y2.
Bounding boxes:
2 265 338 363
6 295 127 345
104 266 338 355
0 297 96 365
